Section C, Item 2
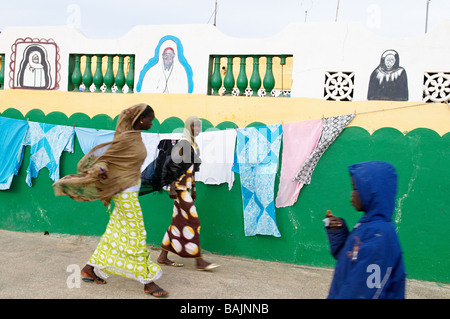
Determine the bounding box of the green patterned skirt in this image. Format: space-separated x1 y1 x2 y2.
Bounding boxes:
87 185 162 284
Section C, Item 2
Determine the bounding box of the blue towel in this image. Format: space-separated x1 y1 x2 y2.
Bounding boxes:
233 125 283 237
75 127 115 154
24 122 75 186
0 117 29 190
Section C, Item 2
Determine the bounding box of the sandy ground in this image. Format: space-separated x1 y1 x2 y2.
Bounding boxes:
0 229 448 300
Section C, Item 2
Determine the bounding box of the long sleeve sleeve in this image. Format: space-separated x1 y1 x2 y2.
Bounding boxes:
325 219 350 260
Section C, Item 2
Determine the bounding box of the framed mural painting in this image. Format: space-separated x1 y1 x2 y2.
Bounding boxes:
367 49 408 101
9 38 61 90
137 35 193 94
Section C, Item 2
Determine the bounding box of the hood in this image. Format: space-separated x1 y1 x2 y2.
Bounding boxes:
349 161 397 222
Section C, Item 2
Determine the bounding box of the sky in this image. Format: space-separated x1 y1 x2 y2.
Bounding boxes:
1 0 450 39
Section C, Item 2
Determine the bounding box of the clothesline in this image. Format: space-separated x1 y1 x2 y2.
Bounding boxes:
353 102 434 116
17 100 444 131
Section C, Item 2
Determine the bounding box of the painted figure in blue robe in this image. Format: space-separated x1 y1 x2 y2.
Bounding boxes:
137 35 193 94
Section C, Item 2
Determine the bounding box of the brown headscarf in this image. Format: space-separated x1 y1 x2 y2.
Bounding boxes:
53 103 150 206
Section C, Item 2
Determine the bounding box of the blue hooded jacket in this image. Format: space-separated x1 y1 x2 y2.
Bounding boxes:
326 161 406 299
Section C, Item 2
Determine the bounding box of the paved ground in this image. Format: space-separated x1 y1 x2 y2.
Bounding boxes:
0 229 448 300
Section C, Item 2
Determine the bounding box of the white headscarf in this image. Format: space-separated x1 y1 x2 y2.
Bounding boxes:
181 115 201 148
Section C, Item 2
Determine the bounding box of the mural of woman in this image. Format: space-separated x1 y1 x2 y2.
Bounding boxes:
17 44 51 89
137 35 193 94
367 49 408 101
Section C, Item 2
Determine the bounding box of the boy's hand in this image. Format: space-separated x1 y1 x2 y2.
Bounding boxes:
325 210 343 228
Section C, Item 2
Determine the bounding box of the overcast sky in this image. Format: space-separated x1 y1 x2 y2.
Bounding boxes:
1 0 449 39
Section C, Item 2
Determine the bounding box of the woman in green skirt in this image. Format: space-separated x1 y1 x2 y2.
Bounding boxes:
54 103 167 297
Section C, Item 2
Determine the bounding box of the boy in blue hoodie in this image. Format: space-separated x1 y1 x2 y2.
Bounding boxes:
325 161 406 299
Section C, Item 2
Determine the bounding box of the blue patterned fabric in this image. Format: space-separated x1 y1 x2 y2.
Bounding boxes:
0 117 29 190
24 122 75 186
233 125 283 237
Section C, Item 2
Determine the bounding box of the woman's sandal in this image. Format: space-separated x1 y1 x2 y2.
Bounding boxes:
145 288 169 298
82 276 107 284
197 263 220 271
165 261 184 267
158 259 184 267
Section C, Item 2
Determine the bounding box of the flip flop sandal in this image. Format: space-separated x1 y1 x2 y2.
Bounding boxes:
159 260 184 267
145 288 169 298
166 262 184 267
197 263 220 271
82 276 107 284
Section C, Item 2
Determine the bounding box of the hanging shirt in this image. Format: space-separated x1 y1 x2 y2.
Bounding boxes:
24 122 75 186
75 127 161 173
233 125 283 237
195 129 237 190
275 119 323 208
0 117 29 190
74 127 115 155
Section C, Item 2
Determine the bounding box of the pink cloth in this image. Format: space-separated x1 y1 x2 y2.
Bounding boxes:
275 119 323 208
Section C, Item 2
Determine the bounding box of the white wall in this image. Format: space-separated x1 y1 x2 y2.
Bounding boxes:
1 20 449 101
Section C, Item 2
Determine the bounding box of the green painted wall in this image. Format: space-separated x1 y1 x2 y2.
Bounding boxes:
0 108 448 283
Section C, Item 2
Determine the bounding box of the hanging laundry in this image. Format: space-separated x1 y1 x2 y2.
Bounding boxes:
152 133 182 174
74 127 115 154
140 132 161 172
75 127 161 173
143 130 237 189
233 125 283 237
275 119 323 208
24 122 75 186
0 117 29 190
195 129 237 190
294 114 355 184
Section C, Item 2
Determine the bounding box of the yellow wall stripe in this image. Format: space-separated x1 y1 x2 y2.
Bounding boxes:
0 90 448 135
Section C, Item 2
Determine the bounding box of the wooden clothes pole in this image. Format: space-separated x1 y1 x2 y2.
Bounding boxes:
335 0 340 22
214 0 218 27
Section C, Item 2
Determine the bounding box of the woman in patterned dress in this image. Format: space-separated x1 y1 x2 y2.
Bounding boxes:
157 116 219 271
53 103 167 297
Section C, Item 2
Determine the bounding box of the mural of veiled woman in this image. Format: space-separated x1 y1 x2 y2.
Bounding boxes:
137 35 193 94
17 44 52 89
367 49 408 101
